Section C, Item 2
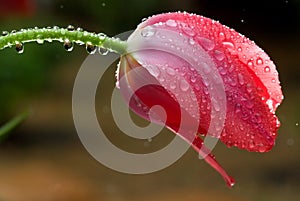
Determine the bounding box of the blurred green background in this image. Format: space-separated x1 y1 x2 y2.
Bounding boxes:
0 0 299 200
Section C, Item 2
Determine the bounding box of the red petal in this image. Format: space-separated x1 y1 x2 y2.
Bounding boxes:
136 12 283 152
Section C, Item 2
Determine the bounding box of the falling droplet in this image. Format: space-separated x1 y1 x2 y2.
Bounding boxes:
1 31 8 36
256 57 263 65
63 39 74 51
180 79 190 92
214 50 225 61
86 42 97 54
67 25 75 31
99 47 109 55
15 41 24 54
264 66 270 73
165 19 177 27
197 37 215 51
141 27 155 37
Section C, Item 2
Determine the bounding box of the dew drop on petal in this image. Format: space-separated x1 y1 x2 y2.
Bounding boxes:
222 41 235 49
166 19 177 27
182 26 195 36
197 37 215 51
180 79 190 92
264 66 270 73
238 73 245 85
256 57 264 65
166 67 175 75
219 32 225 41
141 27 155 37
214 50 225 61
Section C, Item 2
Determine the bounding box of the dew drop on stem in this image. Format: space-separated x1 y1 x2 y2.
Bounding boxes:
99 47 108 55
1 31 8 36
86 42 97 54
15 41 24 54
63 39 74 51
67 25 75 31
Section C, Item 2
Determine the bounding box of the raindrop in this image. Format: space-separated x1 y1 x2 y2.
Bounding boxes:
99 47 109 55
237 47 242 52
67 25 75 31
271 78 276 83
165 19 177 27
63 39 74 51
1 31 8 36
166 67 175 76
15 41 24 54
256 57 263 65
141 27 155 37
180 79 190 92
197 37 215 50
214 50 225 61
86 42 97 54
264 66 270 73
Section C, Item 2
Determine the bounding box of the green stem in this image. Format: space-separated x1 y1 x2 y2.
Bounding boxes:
0 110 30 141
0 26 127 55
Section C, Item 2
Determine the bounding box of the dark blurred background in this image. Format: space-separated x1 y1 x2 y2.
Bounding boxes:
0 0 299 200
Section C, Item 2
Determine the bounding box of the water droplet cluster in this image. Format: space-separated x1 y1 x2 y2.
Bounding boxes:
0 25 126 55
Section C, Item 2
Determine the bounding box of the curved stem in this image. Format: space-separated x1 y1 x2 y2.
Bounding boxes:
0 26 127 55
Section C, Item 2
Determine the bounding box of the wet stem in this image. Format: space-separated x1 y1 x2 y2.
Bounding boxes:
0 26 127 55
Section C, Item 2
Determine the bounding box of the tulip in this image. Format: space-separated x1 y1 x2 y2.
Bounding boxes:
117 12 283 187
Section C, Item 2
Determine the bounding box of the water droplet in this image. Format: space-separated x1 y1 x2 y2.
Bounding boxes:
256 57 263 65
190 75 197 83
235 103 241 113
214 50 225 61
258 145 266 153
241 19 244 23
219 32 225 40
170 81 177 89
102 2 106 7
15 41 24 54
189 38 196 45
166 67 175 76
180 79 190 92
67 25 75 31
202 62 211 74
197 37 215 51
86 42 97 54
237 47 242 52
296 122 299 126
247 61 253 67
99 47 109 55
1 31 8 36
264 66 270 73
222 41 235 49
63 39 74 51
36 34 44 44
76 27 83 32
165 19 177 27
141 27 155 37
98 33 106 40
238 73 244 85
271 78 276 83
61 29 66 35
182 26 195 36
